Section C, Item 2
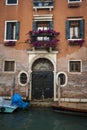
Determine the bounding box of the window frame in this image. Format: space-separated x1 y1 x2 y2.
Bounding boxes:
6 0 18 5
56 72 67 87
4 20 20 41
33 20 53 31
3 60 16 73
18 71 29 86
66 18 84 41
68 0 82 3
68 60 82 74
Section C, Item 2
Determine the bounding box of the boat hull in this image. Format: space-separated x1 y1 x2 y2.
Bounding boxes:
52 103 87 116
0 106 18 113
0 99 18 113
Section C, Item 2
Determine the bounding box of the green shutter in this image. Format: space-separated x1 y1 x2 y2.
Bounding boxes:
49 21 53 30
15 22 20 40
66 20 70 39
33 21 37 31
6 22 12 40
80 20 84 39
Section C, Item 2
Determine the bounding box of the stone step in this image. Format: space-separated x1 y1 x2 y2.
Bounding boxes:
30 101 53 107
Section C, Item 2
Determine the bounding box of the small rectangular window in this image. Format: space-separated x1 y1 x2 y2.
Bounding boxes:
69 61 81 72
4 61 15 72
5 21 20 41
68 0 81 3
6 0 18 5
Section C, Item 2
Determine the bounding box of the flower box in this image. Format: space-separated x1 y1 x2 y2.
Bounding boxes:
4 41 16 46
69 39 84 47
29 29 60 37
26 29 60 50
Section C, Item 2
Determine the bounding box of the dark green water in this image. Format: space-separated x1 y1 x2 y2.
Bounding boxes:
0 108 87 130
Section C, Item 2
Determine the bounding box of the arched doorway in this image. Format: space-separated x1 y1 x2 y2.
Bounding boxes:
31 58 54 100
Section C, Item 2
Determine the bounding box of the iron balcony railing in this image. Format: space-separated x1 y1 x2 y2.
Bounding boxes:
29 29 60 49
33 0 54 9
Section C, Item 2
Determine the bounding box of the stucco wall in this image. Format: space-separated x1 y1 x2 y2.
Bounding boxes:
0 44 29 98
0 0 87 100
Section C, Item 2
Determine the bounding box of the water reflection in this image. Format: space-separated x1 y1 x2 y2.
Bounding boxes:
0 108 87 130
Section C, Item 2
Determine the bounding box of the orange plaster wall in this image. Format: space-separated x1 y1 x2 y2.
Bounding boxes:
0 0 87 58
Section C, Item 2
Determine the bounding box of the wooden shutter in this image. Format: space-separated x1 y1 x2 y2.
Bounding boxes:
15 22 20 40
49 21 53 30
33 21 37 31
66 20 70 39
6 22 12 39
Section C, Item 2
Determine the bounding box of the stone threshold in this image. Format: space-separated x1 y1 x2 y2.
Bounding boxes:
30 101 53 107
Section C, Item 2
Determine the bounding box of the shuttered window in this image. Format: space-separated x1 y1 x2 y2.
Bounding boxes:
33 21 53 42
33 21 53 31
66 19 84 39
5 21 20 40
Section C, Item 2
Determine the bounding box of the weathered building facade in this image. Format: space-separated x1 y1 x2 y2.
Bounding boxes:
0 0 87 107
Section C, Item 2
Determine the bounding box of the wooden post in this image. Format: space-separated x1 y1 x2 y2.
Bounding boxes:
58 77 61 106
11 76 15 97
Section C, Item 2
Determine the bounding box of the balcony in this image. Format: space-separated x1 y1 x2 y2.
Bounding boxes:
28 29 60 51
68 0 82 7
33 0 54 11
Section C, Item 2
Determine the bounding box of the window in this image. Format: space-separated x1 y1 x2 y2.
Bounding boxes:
57 72 67 87
5 21 20 41
33 21 53 31
18 71 29 86
36 21 52 41
20 73 27 84
69 60 82 72
33 21 53 41
59 74 66 85
33 0 54 10
4 61 15 72
68 0 82 3
6 0 18 5
68 0 82 7
66 19 84 40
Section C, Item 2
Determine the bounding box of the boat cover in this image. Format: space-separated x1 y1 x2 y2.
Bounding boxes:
11 93 29 109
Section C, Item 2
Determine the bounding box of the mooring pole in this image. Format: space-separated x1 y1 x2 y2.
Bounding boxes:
11 76 15 97
58 77 61 106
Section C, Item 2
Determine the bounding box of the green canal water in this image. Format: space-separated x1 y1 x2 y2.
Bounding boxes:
0 108 87 130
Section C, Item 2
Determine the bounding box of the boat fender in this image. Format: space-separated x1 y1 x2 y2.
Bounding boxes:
0 107 5 112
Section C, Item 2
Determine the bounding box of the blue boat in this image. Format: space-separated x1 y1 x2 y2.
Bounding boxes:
0 93 29 113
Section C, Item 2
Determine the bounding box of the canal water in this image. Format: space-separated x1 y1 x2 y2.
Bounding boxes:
0 108 87 130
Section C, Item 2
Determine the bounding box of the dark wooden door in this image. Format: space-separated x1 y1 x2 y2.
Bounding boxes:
32 71 53 100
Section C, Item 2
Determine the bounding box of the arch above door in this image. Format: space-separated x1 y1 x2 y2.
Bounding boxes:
32 58 54 71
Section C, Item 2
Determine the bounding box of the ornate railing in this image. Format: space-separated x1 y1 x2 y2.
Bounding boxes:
26 29 60 50
33 0 54 8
